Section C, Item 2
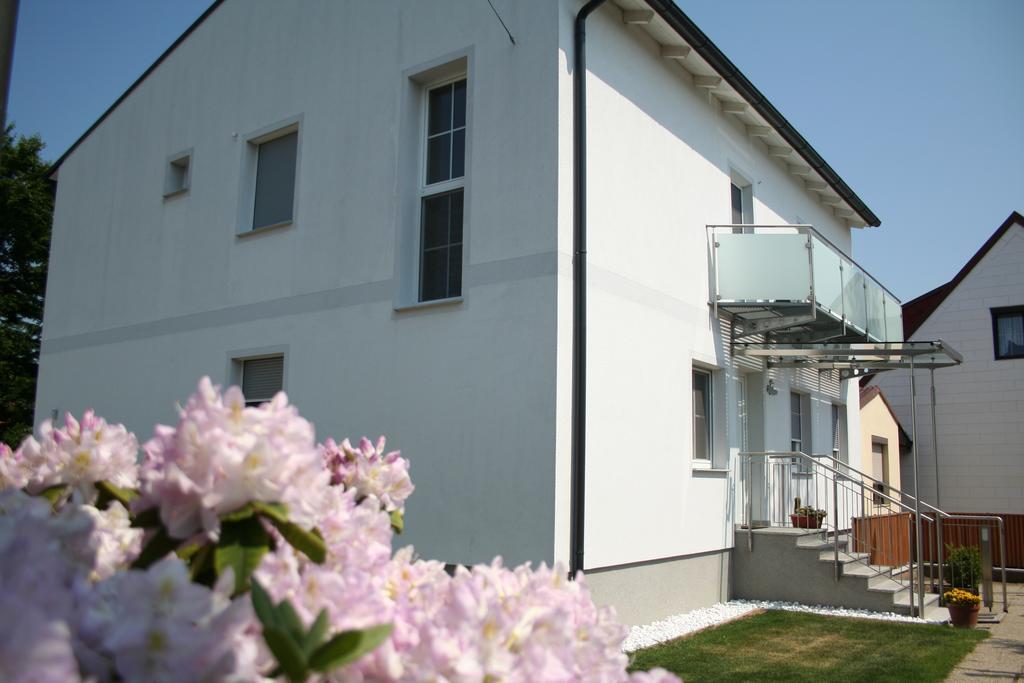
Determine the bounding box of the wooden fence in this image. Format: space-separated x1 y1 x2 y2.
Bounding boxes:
852 512 1024 569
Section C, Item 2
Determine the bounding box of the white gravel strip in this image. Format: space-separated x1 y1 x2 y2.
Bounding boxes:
623 599 940 653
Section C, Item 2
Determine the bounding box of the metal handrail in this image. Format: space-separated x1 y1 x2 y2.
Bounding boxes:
745 450 1009 613
813 451 1007 610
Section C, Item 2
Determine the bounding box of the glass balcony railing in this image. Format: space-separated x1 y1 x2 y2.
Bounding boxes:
708 225 902 343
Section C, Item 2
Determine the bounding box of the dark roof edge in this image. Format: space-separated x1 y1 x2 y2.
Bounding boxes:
643 0 880 228
47 0 225 178
902 210 1024 338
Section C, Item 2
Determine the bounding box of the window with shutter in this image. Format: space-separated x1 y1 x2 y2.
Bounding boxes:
241 356 284 406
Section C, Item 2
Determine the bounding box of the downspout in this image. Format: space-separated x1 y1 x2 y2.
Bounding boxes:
570 0 607 578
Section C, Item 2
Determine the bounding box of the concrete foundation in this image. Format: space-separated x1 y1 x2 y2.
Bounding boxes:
584 549 730 626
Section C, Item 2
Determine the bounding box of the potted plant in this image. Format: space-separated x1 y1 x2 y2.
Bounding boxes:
790 506 826 529
944 588 981 628
945 545 981 593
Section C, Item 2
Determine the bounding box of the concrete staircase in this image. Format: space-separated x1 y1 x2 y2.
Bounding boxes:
733 527 947 622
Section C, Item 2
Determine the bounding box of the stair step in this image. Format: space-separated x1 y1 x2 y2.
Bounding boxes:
921 603 948 623
818 550 871 564
796 533 850 550
867 575 909 593
892 590 940 609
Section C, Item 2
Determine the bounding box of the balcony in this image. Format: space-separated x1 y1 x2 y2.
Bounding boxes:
708 225 902 343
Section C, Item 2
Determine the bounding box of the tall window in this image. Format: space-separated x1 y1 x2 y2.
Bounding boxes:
871 441 889 506
992 306 1024 360
240 356 284 407
420 79 466 302
831 404 842 462
693 369 712 462
731 182 745 224
252 131 298 230
791 392 811 472
730 172 753 234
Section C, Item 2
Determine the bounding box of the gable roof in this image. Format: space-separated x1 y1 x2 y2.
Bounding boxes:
47 0 880 227
859 385 912 448
47 0 225 179
902 211 1024 338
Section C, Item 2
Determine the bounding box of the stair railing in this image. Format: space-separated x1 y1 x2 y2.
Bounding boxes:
813 452 1009 613
740 451 938 616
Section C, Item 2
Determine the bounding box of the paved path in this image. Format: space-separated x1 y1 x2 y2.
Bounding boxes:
946 584 1024 682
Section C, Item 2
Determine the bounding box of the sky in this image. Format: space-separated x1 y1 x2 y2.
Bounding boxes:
7 0 1023 302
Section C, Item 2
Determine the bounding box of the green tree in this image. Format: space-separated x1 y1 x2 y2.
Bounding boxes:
0 124 52 446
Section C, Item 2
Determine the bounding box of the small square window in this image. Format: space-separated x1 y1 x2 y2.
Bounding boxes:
164 151 191 198
992 307 1024 360
239 355 284 407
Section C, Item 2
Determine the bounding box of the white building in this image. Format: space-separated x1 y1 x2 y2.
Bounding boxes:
37 0 900 624
873 211 1024 515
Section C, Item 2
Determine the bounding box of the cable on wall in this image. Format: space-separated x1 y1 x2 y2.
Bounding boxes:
484 0 516 45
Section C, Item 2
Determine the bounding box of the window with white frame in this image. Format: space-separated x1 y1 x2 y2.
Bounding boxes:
164 150 191 198
693 369 712 462
239 121 300 233
730 170 753 233
790 392 811 472
992 306 1024 360
831 403 842 462
239 356 284 407
419 78 466 302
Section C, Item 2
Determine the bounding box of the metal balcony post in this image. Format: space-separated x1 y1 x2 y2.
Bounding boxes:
833 473 840 581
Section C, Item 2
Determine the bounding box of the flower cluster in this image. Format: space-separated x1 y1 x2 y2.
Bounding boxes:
943 588 981 607
0 378 679 683
137 377 328 539
321 436 413 513
1 411 138 500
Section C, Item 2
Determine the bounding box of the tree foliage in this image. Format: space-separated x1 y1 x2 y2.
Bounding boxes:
0 124 52 445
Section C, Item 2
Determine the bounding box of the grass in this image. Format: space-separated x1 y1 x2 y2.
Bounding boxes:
628 610 988 682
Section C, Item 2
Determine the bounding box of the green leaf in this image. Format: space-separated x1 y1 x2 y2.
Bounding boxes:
276 600 306 642
187 543 216 586
131 507 162 528
309 624 393 673
219 502 256 522
266 517 326 564
95 480 138 508
37 484 68 505
252 500 289 523
250 580 278 630
301 609 330 657
132 527 180 569
389 509 404 534
214 517 271 596
262 626 309 683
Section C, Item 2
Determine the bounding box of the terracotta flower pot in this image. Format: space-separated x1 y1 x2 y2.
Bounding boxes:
947 602 980 628
790 514 822 529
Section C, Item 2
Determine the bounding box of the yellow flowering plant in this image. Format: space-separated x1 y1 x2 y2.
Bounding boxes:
943 588 981 607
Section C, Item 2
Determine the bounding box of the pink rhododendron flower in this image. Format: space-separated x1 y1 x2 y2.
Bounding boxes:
11 411 138 500
0 442 29 491
77 502 143 581
97 557 268 682
321 436 414 512
137 377 328 539
0 594 82 683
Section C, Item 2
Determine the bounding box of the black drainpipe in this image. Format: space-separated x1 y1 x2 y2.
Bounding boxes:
570 0 607 578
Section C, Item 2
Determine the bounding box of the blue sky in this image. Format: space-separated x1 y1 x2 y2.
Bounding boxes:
7 0 1023 301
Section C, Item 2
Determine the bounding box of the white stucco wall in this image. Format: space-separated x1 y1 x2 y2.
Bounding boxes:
873 221 1024 514
555 1 861 571
36 0 562 567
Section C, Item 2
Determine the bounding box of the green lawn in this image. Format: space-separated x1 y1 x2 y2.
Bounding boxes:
628 610 988 683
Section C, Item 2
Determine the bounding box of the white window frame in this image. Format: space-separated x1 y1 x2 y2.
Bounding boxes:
692 367 714 465
417 76 467 303
236 116 303 236
729 168 754 233
163 148 192 198
394 52 472 311
790 391 812 473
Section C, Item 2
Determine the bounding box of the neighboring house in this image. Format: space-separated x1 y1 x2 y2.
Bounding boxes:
858 385 908 511
34 0 898 625
872 211 1024 515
